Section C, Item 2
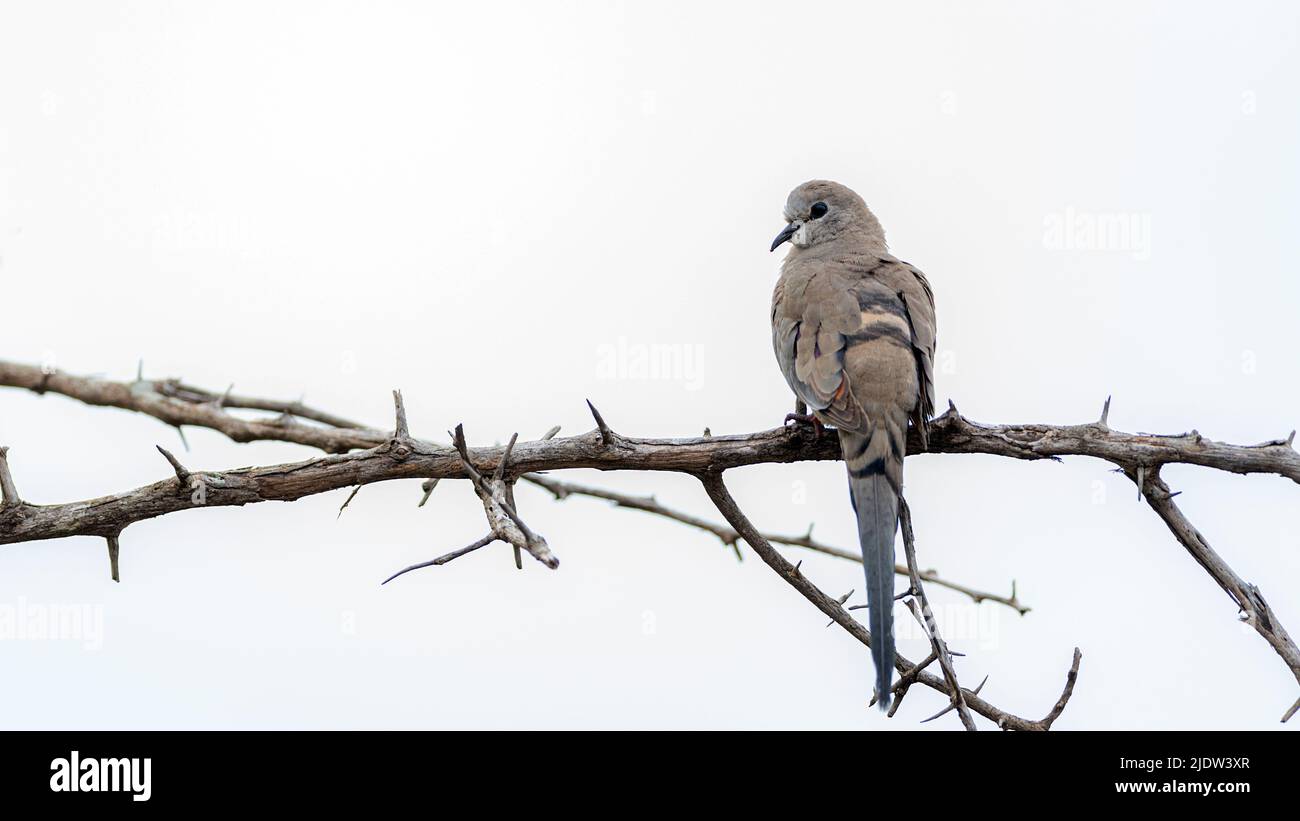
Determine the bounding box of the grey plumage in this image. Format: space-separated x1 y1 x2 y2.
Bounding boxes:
769 180 936 709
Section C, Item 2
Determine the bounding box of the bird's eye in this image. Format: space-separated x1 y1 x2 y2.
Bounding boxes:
809 202 828 219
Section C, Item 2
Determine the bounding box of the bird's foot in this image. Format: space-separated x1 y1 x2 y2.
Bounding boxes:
784 412 825 437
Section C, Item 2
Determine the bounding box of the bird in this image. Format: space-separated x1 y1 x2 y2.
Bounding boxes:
769 180 936 710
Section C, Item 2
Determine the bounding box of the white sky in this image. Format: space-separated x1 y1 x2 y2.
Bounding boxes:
1 0 1298 729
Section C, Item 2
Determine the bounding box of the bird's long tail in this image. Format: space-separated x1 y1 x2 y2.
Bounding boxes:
840 413 906 710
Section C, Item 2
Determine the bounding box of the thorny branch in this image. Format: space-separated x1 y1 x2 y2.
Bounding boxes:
1130 464 1300 711
0 359 1296 724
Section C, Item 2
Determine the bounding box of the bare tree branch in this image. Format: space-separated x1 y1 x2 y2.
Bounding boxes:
2 358 1296 722
3 361 1297 483
0 360 385 453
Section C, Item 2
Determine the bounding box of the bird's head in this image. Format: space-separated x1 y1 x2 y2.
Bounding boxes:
770 179 885 253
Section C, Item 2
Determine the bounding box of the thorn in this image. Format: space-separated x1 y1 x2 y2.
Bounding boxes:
1168 490 1182 499
175 425 190 452
417 478 439 507
450 424 484 485
703 427 712 437
155 445 191 487
219 383 234 408
392 390 409 439
826 589 856 626
493 433 519 482
1282 695 1300 724
1098 395 1111 427
504 478 532 567
585 399 612 445
0 445 21 509
886 696 906 718
136 359 144 382
1289 431 1296 448
542 425 561 441
921 699 959 724
337 485 361 518
106 533 121 582
1136 464 1146 501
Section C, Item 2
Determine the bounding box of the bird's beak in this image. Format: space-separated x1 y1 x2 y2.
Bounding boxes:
770 222 798 252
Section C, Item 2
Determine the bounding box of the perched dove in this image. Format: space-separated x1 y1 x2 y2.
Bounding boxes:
769 180 936 709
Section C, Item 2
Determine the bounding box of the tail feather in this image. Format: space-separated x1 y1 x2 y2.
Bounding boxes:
841 420 904 710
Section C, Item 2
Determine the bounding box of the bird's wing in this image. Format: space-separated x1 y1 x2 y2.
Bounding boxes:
870 255 937 443
771 269 866 431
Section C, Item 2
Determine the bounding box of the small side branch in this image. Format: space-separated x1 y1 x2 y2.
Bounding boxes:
382 535 497 584
1034 648 1083 730
452 424 557 569
386 426 558 581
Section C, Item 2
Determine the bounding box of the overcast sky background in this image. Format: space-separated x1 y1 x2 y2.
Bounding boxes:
1 1 1298 730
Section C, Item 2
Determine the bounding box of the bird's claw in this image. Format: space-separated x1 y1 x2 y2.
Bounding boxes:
784 412 825 437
